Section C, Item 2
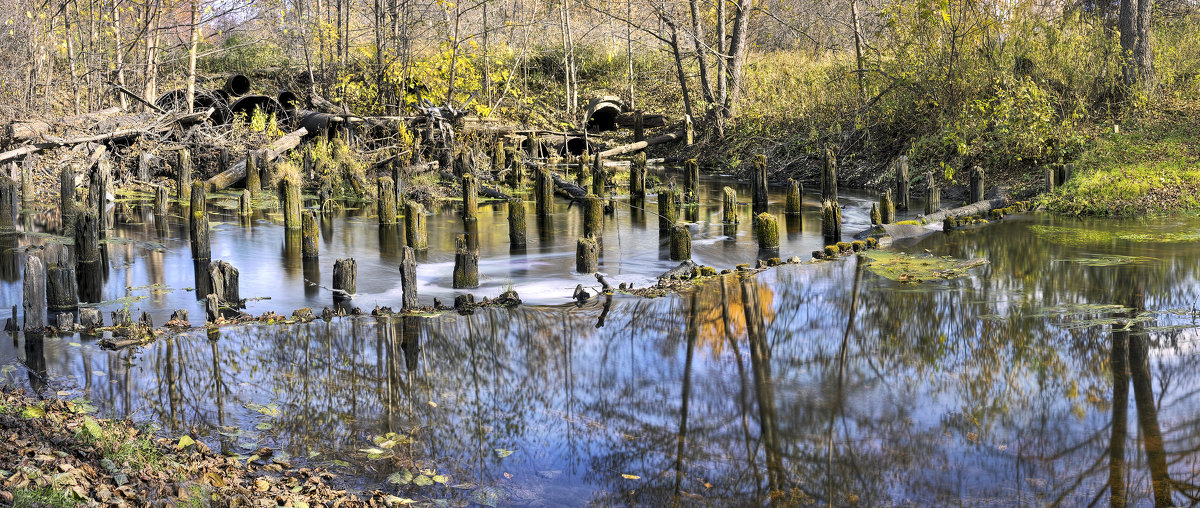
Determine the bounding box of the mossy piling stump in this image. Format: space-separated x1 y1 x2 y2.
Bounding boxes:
536 167 553 217
378 176 398 224
584 195 604 239
576 236 599 273
591 154 606 195
722 187 739 224
969 166 985 203
821 146 837 203
400 246 418 310
785 179 803 215
155 185 169 217
895 156 910 211
176 149 192 202
752 155 768 214
508 198 526 247
461 173 478 219
280 177 302 230
405 202 428 250
0 177 15 234
925 171 941 215
822 200 842 244
23 254 45 332
658 189 678 230
880 189 895 224
754 213 779 252
239 189 252 218
684 159 700 203
670 224 691 261
189 182 210 260
302 210 319 258
630 152 647 201
246 151 260 198
333 258 357 301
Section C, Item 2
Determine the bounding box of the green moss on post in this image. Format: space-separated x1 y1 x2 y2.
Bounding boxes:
377 176 397 224
821 200 842 244
880 189 895 224
630 152 647 201
405 201 428 250
658 189 678 230
493 139 506 172
670 223 691 261
576 236 599 273
584 195 604 239
785 179 803 215
155 185 169 217
823 245 839 258
452 234 479 289
508 198 526 247
0 177 14 234
754 212 779 251
925 170 941 215
870 203 881 225
576 153 590 187
722 187 739 224
302 210 319 258
591 154 607 195
280 177 302 230
461 173 478 219
752 154 768 214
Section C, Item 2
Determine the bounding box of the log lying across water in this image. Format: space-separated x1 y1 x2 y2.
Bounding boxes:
919 197 1009 224
596 129 686 158
206 127 308 190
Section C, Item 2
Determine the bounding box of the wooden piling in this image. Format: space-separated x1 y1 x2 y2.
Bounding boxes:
670 224 691 261
190 182 210 260
722 187 739 224
0 177 14 234
633 110 645 142
508 198 526 247
684 159 699 203
630 152 646 201
880 189 895 224
461 173 478 218
1045 167 1056 191
576 153 590 187
492 139 506 173
97 160 114 233
333 258 357 300
870 203 881 225
658 189 678 230
22 254 44 332
176 149 192 202
1058 163 1074 186
785 179 803 215
155 185 169 217
281 176 302 230
822 146 837 203
925 171 941 215
754 213 779 251
20 158 33 209
536 166 553 217
400 246 418 310
75 211 99 264
753 154 768 214
405 202 427 250
584 195 604 239
302 210 319 258
505 148 522 187
378 176 397 224
239 189 252 218
205 294 219 323
452 235 479 289
969 165 985 203
245 151 260 198
79 308 102 329
895 155 910 211
684 115 694 145
576 236 599 273
822 200 842 244
45 244 77 312
591 154 606 195
60 166 76 232
209 260 240 307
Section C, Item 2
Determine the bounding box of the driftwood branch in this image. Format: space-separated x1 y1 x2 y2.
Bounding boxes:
920 197 1009 224
596 129 685 158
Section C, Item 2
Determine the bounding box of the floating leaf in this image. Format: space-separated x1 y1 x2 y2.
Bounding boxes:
494 448 515 458
387 470 413 485
621 474 641 480
177 435 195 449
428 401 437 407
332 459 350 467
255 422 273 431
432 474 448 484
414 475 434 486
20 406 45 418
360 447 389 460
382 495 416 505
238 441 258 450
82 416 103 439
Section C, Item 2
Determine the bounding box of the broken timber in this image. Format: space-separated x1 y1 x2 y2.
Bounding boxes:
206 127 309 190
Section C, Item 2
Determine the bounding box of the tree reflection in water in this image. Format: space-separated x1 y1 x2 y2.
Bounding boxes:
5 216 1200 505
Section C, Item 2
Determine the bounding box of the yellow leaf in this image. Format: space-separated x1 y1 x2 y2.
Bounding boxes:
621 474 640 480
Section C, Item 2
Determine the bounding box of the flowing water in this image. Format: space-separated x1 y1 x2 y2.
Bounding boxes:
2 168 1200 506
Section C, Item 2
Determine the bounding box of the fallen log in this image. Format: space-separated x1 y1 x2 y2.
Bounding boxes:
437 169 510 201
205 127 308 190
550 170 588 200
596 129 685 158
5 107 124 143
0 109 211 165
920 197 1009 224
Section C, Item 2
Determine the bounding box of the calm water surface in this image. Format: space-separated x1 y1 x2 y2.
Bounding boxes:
2 169 1199 506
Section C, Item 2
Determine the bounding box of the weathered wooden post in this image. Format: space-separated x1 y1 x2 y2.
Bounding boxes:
670 224 691 261
205 294 220 323
333 258 357 301
23 254 45 332
378 177 397 224
391 159 405 204
281 176 302 230
45 244 77 313
155 185 169 217
684 115 694 145
1044 167 1056 191
969 165 985 203
753 154 768 214
452 235 478 288
505 148 522 187
461 173 478 219
925 170 941 215
576 236 599 273
822 200 842 244
0 177 14 234
630 152 646 201
508 198 526 247
536 167 553 217
405 202 427 250
492 139 506 173
88 161 113 234
633 110 645 142
785 179 803 215
1058 163 1074 187
209 260 240 307
880 189 895 224
584 195 604 239
75 211 99 264
239 189 252 218
189 182 210 260
302 210 319 258
591 154 606 195
870 203 881 225
20 158 33 209
575 153 589 187
684 159 700 203
176 149 192 202
822 146 837 203
399 246 418 310
754 212 779 252
246 151 261 198
60 166 76 233
894 155 910 211
658 189 678 230
722 187 739 224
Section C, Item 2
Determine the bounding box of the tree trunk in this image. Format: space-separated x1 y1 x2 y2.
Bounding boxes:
724 0 753 116
688 0 715 105
185 0 200 114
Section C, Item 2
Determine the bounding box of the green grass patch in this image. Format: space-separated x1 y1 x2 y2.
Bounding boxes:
12 486 83 508
1046 105 1200 216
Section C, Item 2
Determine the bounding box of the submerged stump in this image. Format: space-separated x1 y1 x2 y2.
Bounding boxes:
405 202 428 250
508 198 526 247
785 179 803 215
670 224 691 261
722 187 739 224
452 235 479 289
754 213 780 252
44 244 77 312
209 260 241 308
576 236 599 273
23 255 45 333
821 200 842 244
752 155 768 215
378 176 397 224
302 210 319 258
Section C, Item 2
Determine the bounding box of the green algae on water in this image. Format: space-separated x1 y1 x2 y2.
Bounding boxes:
859 251 987 283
